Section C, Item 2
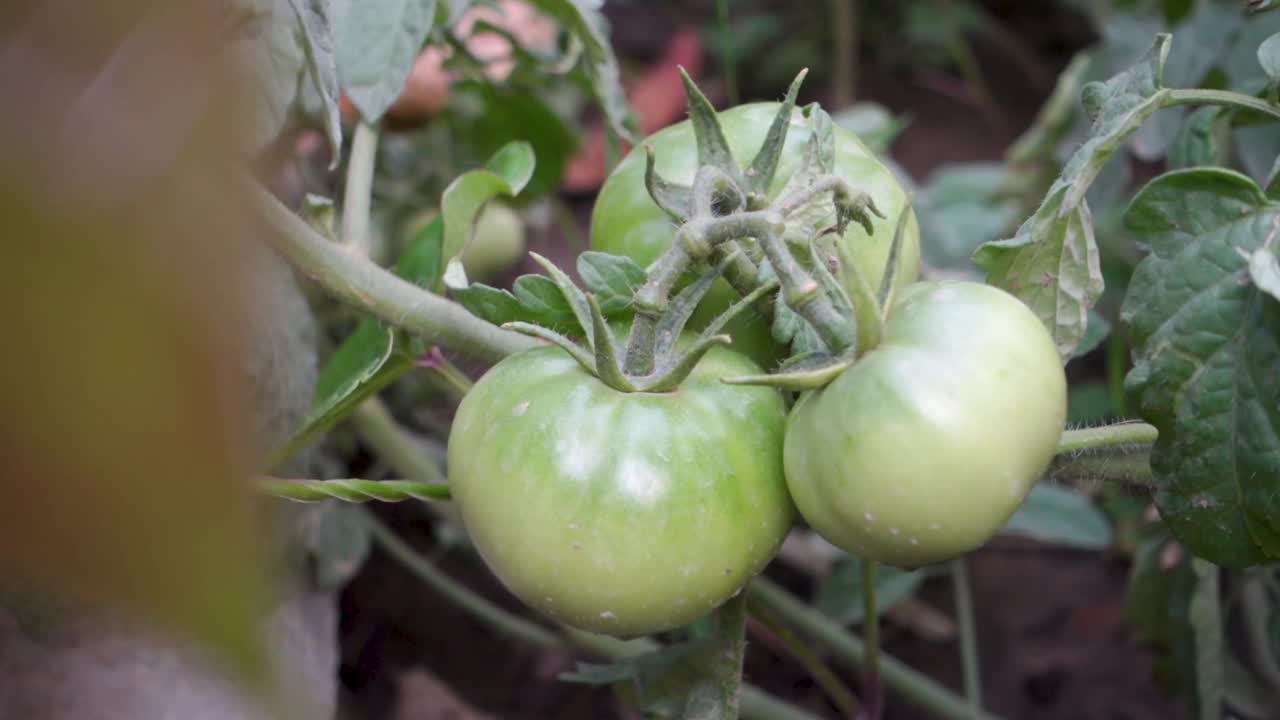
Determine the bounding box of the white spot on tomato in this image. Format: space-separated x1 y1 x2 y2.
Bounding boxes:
512 400 530 416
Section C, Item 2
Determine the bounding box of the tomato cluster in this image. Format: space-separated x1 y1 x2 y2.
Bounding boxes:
447 103 1067 637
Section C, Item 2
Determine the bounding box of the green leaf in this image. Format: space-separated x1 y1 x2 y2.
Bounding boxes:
513 274 580 328
1121 167 1280 567
577 252 645 316
1001 484 1114 550
330 0 437 121
814 555 924 625
1168 106 1226 170
1073 308 1113 358
288 0 343 163
1182 559 1223 720
975 34 1174 360
450 282 526 326
231 0 316 153
973 185 1102 361
916 163 1018 275
439 141 536 287
296 501 371 590
1260 32 1280 84
1249 245 1280 302
1268 156 1280 199
524 0 635 143
443 82 578 199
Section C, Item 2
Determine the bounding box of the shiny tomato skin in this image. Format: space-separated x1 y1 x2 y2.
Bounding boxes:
590 102 920 367
784 281 1066 568
446 344 793 637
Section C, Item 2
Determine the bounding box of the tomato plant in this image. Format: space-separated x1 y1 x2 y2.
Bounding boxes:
590 102 921 366
446 344 792 637
784 281 1067 568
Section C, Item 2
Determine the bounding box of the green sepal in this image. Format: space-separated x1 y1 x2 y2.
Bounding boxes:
876 196 914 317
653 260 732 360
679 67 743 188
639 333 732 393
502 321 596 371
587 294 636 391
722 351 855 391
644 145 693 220
528 251 595 346
743 69 808 201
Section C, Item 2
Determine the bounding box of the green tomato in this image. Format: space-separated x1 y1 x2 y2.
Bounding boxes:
400 203 526 282
784 281 1066 568
590 102 920 367
446 345 793 637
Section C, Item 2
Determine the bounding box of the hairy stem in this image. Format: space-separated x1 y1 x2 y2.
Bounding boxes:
1164 88 1280 122
1056 422 1157 454
340 121 379 257
747 578 1004 720
951 558 983 718
252 181 536 362
714 591 749 718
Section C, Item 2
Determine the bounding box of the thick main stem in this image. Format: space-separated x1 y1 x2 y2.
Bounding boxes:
252 182 536 362
1056 422 1157 454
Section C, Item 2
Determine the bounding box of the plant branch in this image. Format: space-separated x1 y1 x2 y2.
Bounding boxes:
715 592 749 718
750 595 862 718
261 478 451 502
832 0 857 107
861 559 883 720
340 121 379 257
251 181 537 363
364 511 562 647
951 558 982 718
747 578 1004 720
370 517 825 720
1056 422 1157 454
1165 88 1280 122
349 398 448 485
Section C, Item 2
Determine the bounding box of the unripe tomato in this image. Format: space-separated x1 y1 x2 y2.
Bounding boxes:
784 281 1066 568
447 345 793 637
590 103 920 367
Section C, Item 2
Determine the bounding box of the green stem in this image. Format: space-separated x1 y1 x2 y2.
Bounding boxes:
715 591 749 718
951 558 982 718
1165 88 1280 122
420 349 475 402
761 231 857 353
348 398 448 484
832 0 856 108
1049 451 1153 488
261 478 450 502
364 511 562 648
371 520 824 720
1240 574 1280 690
862 559 883 720
1056 422 1157 454
716 0 738 107
747 578 1004 720
251 181 536 363
749 596 862 718
340 121 379 257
